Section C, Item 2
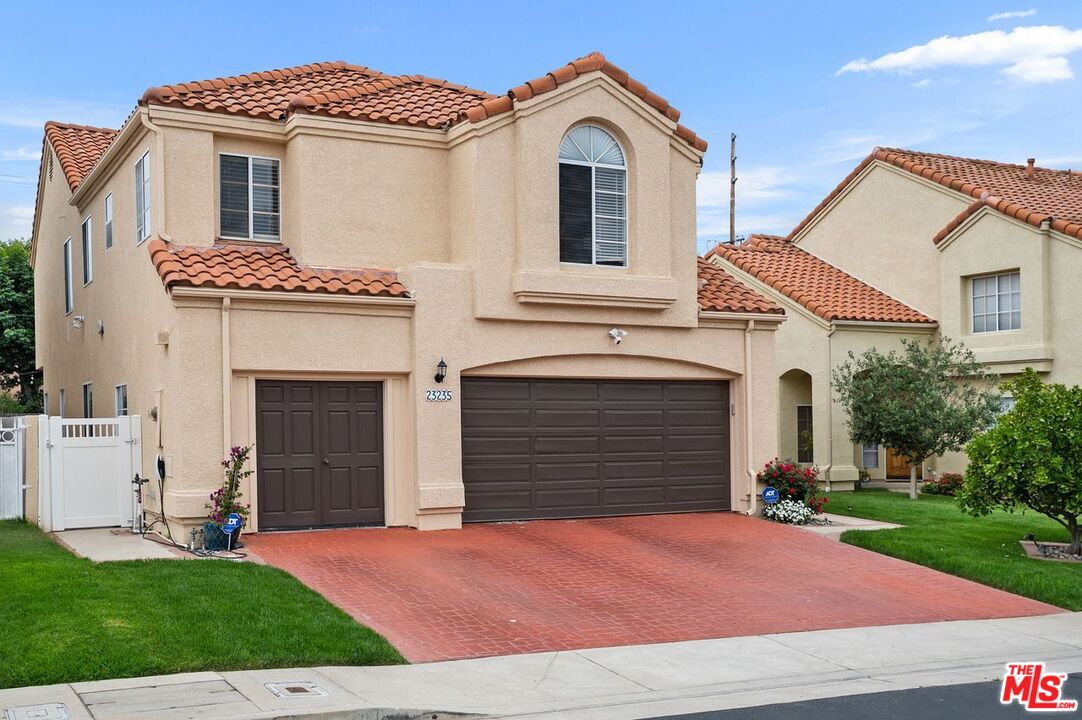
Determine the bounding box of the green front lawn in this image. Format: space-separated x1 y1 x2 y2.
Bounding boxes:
830 489 1082 610
0 521 404 688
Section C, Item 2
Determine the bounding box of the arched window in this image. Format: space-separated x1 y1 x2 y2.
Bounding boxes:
558 125 627 266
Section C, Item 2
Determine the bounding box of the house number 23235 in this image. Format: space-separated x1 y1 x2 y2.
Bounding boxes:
425 389 454 402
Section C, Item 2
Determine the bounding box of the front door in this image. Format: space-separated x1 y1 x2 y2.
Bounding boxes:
255 381 384 529
886 448 922 479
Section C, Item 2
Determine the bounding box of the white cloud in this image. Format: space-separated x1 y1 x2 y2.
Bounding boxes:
696 166 806 246
988 9 1037 22
1001 55 1073 81
837 25 1082 84
0 205 34 241
911 78 932 88
1 147 38 161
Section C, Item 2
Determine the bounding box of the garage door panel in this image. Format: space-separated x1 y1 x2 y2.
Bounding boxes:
463 436 533 456
603 409 665 427
600 382 664 402
291 467 318 512
462 379 532 401
536 488 602 508
534 435 600 455
533 382 600 402
668 408 728 428
604 460 665 479
259 411 286 457
603 435 665 453
535 409 600 428
462 463 531 482
462 378 730 521
535 462 599 481
462 408 532 429
604 486 667 506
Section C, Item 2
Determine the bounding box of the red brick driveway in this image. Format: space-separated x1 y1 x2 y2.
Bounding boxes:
246 513 1061 662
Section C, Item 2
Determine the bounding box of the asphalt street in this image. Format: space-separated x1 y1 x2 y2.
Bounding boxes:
648 675 1082 719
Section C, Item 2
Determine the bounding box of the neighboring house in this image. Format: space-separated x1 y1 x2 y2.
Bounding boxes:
710 148 1082 480
32 54 786 536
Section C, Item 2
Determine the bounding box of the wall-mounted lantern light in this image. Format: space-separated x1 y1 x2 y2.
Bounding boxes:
434 357 448 384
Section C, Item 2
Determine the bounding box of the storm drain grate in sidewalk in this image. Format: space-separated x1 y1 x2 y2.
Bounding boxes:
264 681 328 698
3 703 70 720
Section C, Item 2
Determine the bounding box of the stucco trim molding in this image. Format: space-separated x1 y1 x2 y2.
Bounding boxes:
169 285 415 315
831 319 938 332
512 270 679 309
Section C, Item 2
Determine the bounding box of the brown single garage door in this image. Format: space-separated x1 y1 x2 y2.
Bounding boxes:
461 378 730 522
256 381 384 530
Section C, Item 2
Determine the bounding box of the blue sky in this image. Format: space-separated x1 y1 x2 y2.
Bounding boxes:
1 0 1080 252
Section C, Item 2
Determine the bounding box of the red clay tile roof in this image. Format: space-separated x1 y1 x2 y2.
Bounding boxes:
463 52 708 152
788 147 1082 244
43 121 118 192
288 75 494 129
696 257 783 315
138 54 706 150
140 61 384 121
147 239 409 298
708 235 934 324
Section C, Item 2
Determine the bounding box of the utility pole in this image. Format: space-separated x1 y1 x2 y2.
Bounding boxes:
729 133 737 245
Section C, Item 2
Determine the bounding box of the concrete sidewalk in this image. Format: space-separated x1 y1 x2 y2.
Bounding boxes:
4 613 1082 720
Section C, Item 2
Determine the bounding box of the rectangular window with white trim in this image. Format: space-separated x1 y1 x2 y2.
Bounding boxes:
219 154 280 241
63 237 73 314
82 382 93 419
135 152 151 243
971 271 1020 333
81 217 92 285
115 384 128 417
862 443 880 468
58 389 65 418
104 193 114 249
796 405 813 464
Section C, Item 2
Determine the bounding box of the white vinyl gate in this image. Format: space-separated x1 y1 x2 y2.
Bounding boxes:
37 416 141 532
0 416 27 520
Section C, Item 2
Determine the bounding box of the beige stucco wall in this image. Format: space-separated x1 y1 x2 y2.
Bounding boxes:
794 163 972 321
34 76 783 534
33 121 180 529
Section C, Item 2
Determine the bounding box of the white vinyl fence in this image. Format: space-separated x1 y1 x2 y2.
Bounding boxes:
37 415 141 532
0 416 27 520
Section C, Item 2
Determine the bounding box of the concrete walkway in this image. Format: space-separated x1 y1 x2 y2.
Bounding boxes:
4 613 1082 719
53 529 179 561
799 513 903 541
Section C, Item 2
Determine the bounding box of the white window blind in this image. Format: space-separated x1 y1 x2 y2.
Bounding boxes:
862 444 879 468
558 126 627 267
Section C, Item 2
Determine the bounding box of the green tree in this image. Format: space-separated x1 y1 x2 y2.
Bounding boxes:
832 337 1001 499
0 238 39 412
960 369 1082 555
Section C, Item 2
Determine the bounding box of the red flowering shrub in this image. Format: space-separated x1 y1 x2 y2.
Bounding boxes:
921 472 964 496
757 458 827 513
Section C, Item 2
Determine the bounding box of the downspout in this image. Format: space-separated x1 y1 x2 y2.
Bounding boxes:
744 319 757 515
823 324 835 490
221 297 231 456
139 111 173 242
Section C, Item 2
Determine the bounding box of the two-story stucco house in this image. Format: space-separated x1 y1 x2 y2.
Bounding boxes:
709 148 1082 481
32 53 787 537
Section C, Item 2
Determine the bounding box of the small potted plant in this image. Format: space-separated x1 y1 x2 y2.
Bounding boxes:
204 445 253 550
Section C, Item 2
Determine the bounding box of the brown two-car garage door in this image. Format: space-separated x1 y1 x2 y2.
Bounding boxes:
256 381 384 530
461 378 731 522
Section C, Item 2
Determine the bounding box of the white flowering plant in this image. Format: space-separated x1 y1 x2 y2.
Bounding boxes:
762 498 815 525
